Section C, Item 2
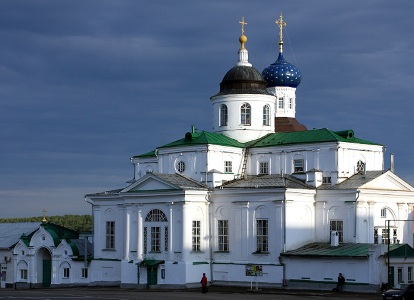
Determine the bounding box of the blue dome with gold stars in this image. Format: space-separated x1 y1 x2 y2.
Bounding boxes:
262 52 301 88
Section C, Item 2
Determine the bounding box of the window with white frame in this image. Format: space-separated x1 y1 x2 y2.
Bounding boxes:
381 208 387 218
409 267 413 282
293 159 304 173
330 220 343 242
278 97 284 109
256 219 268 252
218 220 229 251
81 268 88 278
176 160 185 173
241 103 251 125
151 227 161 252
192 221 201 252
263 105 270 126
20 269 27 280
374 228 379 244
220 104 228 126
398 267 403 283
322 172 332 184
105 221 115 249
224 161 232 173
63 268 70 278
259 162 269 175
145 209 168 253
289 98 293 109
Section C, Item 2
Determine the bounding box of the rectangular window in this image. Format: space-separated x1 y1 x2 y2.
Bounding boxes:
218 220 229 251
398 267 403 283
81 268 88 278
151 226 161 252
263 105 270 126
278 97 284 109
381 208 387 218
224 161 233 173
374 228 379 244
20 269 28 280
259 162 269 175
164 226 169 252
330 220 343 242
63 268 70 278
192 221 201 252
105 221 115 249
322 177 332 184
289 98 293 109
293 159 304 173
256 219 268 252
382 228 388 244
143 227 148 254
409 267 413 282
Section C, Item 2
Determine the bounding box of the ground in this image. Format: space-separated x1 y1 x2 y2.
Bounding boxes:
0 286 382 299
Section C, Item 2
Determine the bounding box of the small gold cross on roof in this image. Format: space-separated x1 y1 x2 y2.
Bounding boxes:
275 13 286 43
239 16 247 35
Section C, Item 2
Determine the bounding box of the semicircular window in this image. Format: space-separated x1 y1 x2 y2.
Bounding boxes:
145 209 168 222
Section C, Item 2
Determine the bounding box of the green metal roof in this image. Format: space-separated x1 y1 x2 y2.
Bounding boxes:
133 128 381 158
281 243 370 258
250 128 382 148
386 244 414 258
158 131 245 149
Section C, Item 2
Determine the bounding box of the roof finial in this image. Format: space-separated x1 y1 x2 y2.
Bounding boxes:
42 208 47 223
238 16 247 49
275 13 286 53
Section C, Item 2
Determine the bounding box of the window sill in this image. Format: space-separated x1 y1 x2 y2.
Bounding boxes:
214 251 230 253
191 251 205 254
252 251 269 255
102 248 116 251
148 251 162 254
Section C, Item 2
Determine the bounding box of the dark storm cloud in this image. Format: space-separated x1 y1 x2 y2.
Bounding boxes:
1 0 413 217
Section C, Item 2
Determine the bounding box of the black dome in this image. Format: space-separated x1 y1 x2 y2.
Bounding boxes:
212 65 272 97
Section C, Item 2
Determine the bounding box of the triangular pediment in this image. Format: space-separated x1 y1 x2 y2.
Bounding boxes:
122 173 181 193
360 171 414 192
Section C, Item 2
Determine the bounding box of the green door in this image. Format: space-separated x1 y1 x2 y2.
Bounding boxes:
43 260 51 287
147 266 157 285
388 266 394 288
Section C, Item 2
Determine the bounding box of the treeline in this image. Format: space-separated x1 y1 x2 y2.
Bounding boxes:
0 215 93 232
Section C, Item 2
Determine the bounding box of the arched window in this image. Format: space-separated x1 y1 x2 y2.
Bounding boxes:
220 104 228 126
145 209 168 222
241 103 251 125
263 105 270 126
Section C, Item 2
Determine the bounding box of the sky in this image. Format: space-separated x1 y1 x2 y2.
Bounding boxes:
1 1 413 218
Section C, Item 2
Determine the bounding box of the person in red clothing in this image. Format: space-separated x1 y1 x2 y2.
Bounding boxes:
200 273 208 293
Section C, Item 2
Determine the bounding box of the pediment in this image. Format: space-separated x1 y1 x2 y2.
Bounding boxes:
360 171 414 192
122 174 181 192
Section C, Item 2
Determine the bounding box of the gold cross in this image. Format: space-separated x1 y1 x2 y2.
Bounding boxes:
239 16 247 35
275 13 286 43
42 208 47 223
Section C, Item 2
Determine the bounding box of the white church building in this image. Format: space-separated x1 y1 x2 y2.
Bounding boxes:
85 15 414 292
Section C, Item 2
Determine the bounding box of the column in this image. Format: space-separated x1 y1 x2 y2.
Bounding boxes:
182 203 189 261
137 205 143 261
124 206 131 260
241 202 249 258
168 203 174 260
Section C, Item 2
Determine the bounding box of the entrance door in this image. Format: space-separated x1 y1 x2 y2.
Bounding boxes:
388 266 394 288
42 260 51 287
147 266 158 285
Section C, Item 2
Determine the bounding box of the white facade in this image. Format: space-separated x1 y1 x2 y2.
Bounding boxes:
86 19 414 292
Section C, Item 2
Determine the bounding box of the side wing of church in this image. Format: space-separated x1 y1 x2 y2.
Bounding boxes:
85 14 414 292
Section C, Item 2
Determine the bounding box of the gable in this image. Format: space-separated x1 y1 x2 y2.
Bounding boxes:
127 178 180 192
360 172 414 192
